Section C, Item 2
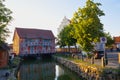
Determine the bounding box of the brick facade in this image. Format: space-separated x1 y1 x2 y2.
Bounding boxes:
13 28 55 56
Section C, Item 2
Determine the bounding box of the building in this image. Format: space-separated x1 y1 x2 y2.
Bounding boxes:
114 36 120 44
0 43 9 68
13 28 55 56
57 16 70 34
8 44 13 54
113 36 120 50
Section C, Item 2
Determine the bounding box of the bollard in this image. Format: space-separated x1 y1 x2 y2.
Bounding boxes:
91 57 94 64
104 52 108 65
81 55 84 61
118 53 120 67
105 58 108 65
101 57 105 67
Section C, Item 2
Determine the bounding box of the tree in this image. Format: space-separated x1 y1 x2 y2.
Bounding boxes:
104 32 114 47
71 0 105 52
0 0 12 43
57 24 77 52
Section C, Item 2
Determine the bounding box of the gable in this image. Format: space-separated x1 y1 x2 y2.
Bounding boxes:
13 30 20 41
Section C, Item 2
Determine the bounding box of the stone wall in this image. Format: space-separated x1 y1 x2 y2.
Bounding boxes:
53 56 120 80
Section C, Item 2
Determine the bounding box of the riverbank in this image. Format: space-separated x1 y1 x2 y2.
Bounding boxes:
8 56 21 80
0 56 21 80
53 54 120 80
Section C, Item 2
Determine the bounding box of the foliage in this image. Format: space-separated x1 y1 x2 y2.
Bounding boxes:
104 32 114 47
9 56 21 68
117 66 120 75
57 24 77 49
0 0 12 43
71 0 105 52
86 52 94 59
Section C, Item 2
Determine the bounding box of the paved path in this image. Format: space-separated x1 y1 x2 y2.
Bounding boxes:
0 68 16 80
0 69 9 80
94 52 120 68
106 52 119 68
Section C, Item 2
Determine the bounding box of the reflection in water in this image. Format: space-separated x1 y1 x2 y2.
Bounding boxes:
17 60 55 80
55 65 64 80
17 59 82 80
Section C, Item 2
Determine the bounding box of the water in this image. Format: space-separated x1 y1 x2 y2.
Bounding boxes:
17 59 82 80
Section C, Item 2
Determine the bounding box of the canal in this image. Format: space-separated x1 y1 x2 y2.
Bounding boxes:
17 58 82 80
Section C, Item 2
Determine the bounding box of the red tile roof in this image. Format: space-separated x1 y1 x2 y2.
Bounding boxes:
15 28 55 39
114 36 120 43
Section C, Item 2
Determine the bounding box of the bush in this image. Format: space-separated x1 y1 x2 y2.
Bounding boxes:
87 53 94 59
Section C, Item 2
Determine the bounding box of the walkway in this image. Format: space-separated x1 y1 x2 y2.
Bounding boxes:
0 69 9 80
0 68 17 80
94 52 120 68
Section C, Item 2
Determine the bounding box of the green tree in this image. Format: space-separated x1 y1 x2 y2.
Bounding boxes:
0 0 12 43
57 24 77 52
71 0 105 52
104 32 114 47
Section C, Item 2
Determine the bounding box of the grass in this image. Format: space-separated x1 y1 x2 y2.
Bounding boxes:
54 53 120 77
54 53 102 69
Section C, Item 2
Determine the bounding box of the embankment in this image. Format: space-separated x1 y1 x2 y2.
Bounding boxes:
53 56 120 80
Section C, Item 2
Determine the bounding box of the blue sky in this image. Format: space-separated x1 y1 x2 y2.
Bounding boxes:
5 0 120 44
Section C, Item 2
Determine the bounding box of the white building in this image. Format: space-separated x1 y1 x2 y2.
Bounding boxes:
57 16 70 34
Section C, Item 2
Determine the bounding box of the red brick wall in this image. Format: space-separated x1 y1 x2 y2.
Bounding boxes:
0 51 9 68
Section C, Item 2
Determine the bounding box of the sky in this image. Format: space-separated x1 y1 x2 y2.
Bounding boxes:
4 0 120 44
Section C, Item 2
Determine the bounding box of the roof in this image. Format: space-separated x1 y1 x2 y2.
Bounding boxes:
14 27 55 39
114 36 120 43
